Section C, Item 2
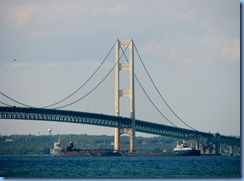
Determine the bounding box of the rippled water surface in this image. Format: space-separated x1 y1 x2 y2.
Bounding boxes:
0 155 240 178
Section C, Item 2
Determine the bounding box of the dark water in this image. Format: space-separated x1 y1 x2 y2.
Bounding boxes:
0 155 241 178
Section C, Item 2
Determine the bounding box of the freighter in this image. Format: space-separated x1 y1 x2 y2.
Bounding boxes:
50 139 121 156
173 141 200 156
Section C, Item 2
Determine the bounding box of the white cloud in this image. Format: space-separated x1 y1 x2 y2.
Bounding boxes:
141 37 213 67
7 4 39 27
106 4 130 15
201 32 240 62
221 39 240 61
4 60 104 70
1 1 89 38
178 9 199 22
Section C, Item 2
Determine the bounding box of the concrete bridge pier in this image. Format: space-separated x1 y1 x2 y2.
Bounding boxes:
229 145 233 156
114 127 120 152
214 133 221 155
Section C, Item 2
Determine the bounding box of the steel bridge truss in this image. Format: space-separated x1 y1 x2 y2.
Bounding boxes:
0 107 132 128
0 106 240 146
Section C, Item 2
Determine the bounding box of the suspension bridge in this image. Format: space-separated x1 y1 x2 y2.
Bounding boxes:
0 39 240 155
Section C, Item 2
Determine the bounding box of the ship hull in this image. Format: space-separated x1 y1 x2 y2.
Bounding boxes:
173 149 200 156
50 148 121 156
50 148 62 156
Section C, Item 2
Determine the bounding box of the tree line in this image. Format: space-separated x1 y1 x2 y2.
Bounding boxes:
0 134 237 155
0 134 175 155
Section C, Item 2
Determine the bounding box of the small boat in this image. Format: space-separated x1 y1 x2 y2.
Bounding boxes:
173 141 200 156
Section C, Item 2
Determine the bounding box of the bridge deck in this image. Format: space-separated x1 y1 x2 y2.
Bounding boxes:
0 106 240 145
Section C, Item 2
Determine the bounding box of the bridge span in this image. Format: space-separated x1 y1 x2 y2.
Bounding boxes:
0 40 240 155
0 106 240 154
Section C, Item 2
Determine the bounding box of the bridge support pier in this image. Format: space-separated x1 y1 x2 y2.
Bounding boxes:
114 39 135 153
229 145 233 156
114 128 120 152
214 133 221 155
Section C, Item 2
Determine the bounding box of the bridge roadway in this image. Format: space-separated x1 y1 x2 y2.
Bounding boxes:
0 106 240 146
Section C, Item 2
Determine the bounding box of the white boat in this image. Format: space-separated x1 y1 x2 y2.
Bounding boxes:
173 141 200 156
50 138 62 156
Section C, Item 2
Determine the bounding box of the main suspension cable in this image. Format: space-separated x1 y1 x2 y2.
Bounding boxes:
43 41 117 108
0 100 12 107
54 62 117 109
134 74 178 127
0 91 32 107
0 41 117 109
54 40 131 109
120 46 177 127
133 44 197 130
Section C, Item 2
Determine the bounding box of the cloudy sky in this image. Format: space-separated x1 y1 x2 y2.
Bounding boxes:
0 0 240 137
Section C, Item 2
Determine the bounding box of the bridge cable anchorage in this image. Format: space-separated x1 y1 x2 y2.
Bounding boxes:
119 46 177 127
43 41 117 109
133 44 197 131
54 41 132 109
0 91 32 108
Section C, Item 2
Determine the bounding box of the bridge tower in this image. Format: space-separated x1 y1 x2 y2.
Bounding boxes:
114 39 135 153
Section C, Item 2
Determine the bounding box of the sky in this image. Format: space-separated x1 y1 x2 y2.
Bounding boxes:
0 0 240 137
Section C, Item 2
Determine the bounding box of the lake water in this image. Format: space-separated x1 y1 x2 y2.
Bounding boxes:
0 155 240 178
